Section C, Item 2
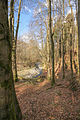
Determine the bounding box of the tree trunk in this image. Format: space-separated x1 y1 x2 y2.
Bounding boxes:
9 0 15 81
62 0 65 79
70 25 73 77
0 1 22 120
78 0 80 76
48 0 55 85
74 0 79 75
13 0 22 82
47 29 51 79
59 36 61 59
69 0 73 77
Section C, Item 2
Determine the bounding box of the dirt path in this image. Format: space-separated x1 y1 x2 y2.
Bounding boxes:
15 78 80 120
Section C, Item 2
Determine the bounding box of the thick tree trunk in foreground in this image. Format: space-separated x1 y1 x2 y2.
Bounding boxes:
0 1 22 120
48 0 55 85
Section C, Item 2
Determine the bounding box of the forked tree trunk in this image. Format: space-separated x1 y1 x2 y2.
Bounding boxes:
0 1 22 120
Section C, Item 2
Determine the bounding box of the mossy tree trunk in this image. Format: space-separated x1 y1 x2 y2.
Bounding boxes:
9 0 15 81
48 0 55 85
0 1 22 120
13 0 22 82
10 0 22 119
9 0 14 46
46 28 51 77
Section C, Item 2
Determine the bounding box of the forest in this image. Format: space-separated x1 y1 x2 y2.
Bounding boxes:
0 0 80 120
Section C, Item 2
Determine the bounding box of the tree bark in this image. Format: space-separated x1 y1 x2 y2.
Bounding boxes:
69 0 73 77
62 0 65 79
47 28 51 79
70 25 73 77
59 36 61 59
13 0 22 82
48 0 55 85
0 1 22 120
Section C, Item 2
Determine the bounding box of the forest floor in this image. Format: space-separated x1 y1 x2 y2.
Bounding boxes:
15 70 80 120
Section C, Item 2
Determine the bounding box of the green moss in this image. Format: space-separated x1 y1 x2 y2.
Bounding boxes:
5 65 10 74
1 81 9 88
0 29 4 34
0 62 5 69
15 78 19 82
47 77 51 81
12 101 17 120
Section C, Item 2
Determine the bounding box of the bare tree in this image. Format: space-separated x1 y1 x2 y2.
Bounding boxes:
13 0 22 82
48 0 55 85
